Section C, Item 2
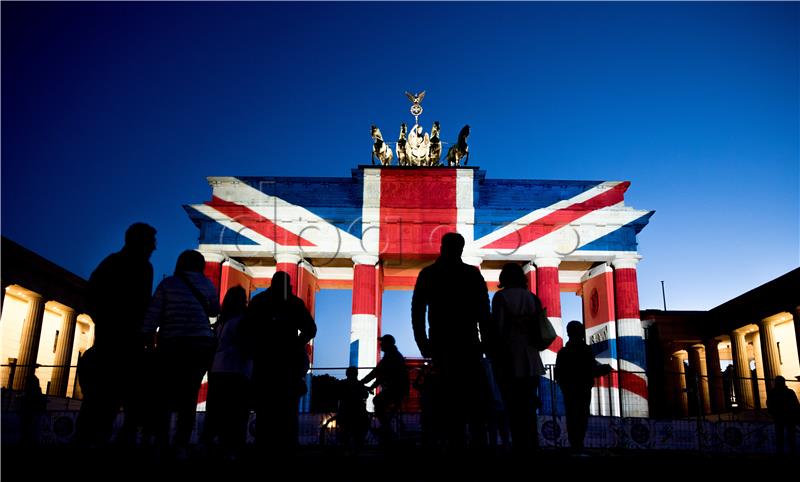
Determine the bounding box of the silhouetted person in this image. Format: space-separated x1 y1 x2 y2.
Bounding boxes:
19 369 46 446
240 271 316 457
767 375 799 455
337 366 370 455
482 357 509 450
143 249 220 457
412 232 490 449
76 222 156 446
412 362 442 449
362 334 409 447
489 263 544 453
555 320 612 453
202 285 251 459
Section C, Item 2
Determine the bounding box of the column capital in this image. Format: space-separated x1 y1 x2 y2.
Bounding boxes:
352 254 379 266
275 253 302 265
690 343 706 353
461 255 483 267
757 318 775 330
52 304 78 318
533 253 562 268
731 325 753 336
200 251 226 263
611 254 641 269
23 291 44 303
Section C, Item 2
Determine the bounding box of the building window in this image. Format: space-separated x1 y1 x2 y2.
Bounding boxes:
53 330 60 353
777 342 783 365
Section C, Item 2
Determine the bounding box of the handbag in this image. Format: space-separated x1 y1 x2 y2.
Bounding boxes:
530 294 556 351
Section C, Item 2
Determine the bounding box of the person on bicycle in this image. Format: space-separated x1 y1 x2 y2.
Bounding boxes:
337 366 370 454
361 334 409 446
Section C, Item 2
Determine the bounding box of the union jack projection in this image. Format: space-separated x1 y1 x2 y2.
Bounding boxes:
186 166 654 416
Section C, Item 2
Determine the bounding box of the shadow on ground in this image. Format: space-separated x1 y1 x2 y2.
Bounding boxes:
2 444 797 481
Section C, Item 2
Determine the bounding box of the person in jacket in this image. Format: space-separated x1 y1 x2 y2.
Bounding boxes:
412 232 491 449
555 320 612 453
490 263 545 453
767 375 799 455
76 222 156 447
143 249 220 456
202 285 251 459
239 271 316 456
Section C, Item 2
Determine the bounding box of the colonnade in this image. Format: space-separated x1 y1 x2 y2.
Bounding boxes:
1 284 89 396
668 310 799 415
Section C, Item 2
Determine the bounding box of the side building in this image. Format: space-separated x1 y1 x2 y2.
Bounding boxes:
0 237 94 400
643 268 800 418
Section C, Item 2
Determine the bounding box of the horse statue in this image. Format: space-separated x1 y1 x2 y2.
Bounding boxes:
446 124 470 166
396 123 409 166
371 125 394 166
428 121 442 166
407 124 430 166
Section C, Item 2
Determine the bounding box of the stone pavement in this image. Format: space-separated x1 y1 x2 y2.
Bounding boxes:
2 444 797 481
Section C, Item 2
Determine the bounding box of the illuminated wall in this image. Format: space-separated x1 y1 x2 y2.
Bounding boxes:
0 292 27 386
67 315 94 398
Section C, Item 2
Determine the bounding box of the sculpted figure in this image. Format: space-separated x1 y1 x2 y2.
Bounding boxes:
407 124 430 166
428 121 442 166
371 125 394 166
446 125 470 166
397 123 409 166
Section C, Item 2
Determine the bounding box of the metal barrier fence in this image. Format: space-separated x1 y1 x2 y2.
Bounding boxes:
2 362 797 454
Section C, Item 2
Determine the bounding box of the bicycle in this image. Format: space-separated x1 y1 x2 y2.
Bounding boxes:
368 399 405 448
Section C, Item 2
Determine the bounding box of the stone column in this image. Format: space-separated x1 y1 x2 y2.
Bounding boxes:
533 254 564 415
293 260 318 414
751 332 767 409
202 252 226 302
612 255 649 417
534 254 564 362
524 263 536 295
671 350 689 417
794 306 800 365
757 318 782 389
13 292 45 391
350 255 382 379
580 263 620 416
703 338 725 413
275 253 302 296
220 259 254 300
48 307 78 396
730 328 755 410
688 345 711 415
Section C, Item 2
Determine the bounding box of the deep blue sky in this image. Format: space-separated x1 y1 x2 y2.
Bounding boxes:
3 2 798 369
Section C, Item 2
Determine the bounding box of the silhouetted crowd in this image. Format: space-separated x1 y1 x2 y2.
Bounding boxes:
69 224 797 462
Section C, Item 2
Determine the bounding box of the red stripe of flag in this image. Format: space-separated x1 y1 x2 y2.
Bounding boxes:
206 196 316 247
380 169 458 256
548 335 563 352
595 370 648 400
483 182 630 249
